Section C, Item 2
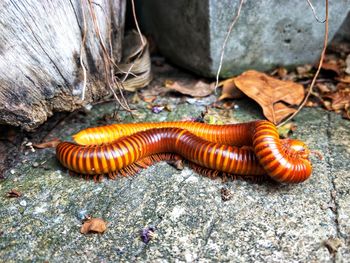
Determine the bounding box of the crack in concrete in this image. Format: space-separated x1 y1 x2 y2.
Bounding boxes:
326 112 341 263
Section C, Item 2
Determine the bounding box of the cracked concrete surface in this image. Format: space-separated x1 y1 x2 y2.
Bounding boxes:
0 93 349 262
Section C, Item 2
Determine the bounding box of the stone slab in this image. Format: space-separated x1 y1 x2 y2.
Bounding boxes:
0 91 349 262
137 0 350 77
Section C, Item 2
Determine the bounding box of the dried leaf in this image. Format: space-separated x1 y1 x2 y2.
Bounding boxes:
323 238 342 253
217 78 245 100
33 138 61 149
316 83 331 94
296 64 313 78
233 70 304 124
6 189 22 198
336 75 350 84
324 90 350 111
322 60 341 75
80 218 107 234
345 54 350 75
271 67 288 79
165 80 214 97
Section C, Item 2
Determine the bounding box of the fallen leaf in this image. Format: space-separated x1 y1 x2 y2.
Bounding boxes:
316 83 331 94
336 75 350 84
33 138 61 149
296 64 313 78
322 60 341 75
6 189 22 198
324 90 350 111
271 67 288 79
323 238 342 253
233 70 304 124
345 54 350 75
217 78 245 100
165 79 214 97
80 218 107 234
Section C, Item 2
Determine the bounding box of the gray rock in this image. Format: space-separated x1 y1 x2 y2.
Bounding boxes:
138 0 350 77
333 12 350 42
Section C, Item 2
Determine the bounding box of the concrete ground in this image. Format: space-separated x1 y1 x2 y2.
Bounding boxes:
0 65 349 262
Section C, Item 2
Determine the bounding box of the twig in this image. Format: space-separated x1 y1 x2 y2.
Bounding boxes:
306 0 326 23
80 0 88 101
214 0 244 92
278 0 328 127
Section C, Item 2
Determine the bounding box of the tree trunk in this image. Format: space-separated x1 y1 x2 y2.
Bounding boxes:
0 0 125 130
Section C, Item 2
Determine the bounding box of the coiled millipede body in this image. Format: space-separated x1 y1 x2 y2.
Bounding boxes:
57 120 313 183
57 128 265 180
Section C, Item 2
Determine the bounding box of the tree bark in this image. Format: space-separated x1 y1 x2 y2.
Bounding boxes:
0 0 125 130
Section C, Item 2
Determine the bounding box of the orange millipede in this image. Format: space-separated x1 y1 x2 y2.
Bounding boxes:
72 120 312 183
72 120 310 164
73 121 258 146
57 128 266 181
57 121 312 183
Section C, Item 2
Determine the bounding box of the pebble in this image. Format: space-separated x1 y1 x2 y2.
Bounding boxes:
19 200 27 207
32 162 39 168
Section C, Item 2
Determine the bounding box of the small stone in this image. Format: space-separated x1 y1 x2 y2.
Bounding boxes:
10 169 15 175
32 162 39 168
19 200 27 207
220 187 233 201
140 226 156 243
77 210 89 220
331 190 337 199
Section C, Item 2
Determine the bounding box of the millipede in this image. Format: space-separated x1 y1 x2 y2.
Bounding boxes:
56 121 313 183
73 121 261 146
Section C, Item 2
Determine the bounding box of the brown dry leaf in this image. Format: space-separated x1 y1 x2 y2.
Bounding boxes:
336 75 350 84
296 64 313 78
6 189 22 198
80 218 107 234
345 54 350 75
324 90 350 111
33 138 61 149
316 83 331 94
233 70 304 124
323 238 342 253
322 60 341 75
271 67 288 79
217 78 245 100
165 80 214 97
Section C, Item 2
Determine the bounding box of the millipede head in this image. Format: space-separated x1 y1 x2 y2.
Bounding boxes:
282 139 311 160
